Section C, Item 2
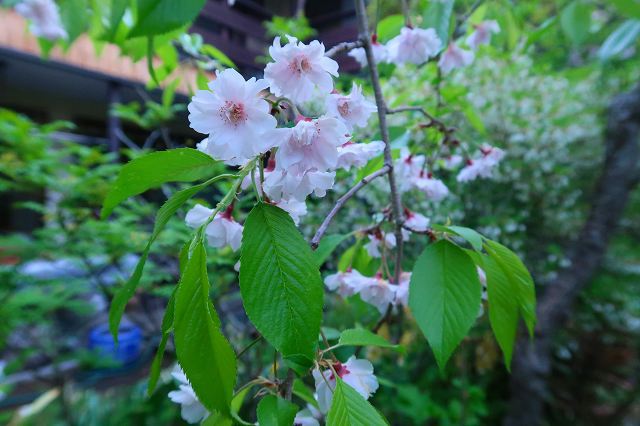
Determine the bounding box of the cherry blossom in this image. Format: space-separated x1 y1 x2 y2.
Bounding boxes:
263 168 335 202
348 36 388 67
336 141 385 170
387 27 441 65
264 36 339 103
276 198 307 225
168 366 208 424
188 69 278 165
364 232 396 258
294 405 321 426
395 148 426 192
276 117 350 172
467 20 500 50
185 204 243 251
15 0 68 41
394 272 412 307
457 145 505 182
413 172 449 202
443 154 464 170
438 43 475 74
313 356 379 413
325 83 377 131
324 269 370 298
404 210 430 232
359 276 397 313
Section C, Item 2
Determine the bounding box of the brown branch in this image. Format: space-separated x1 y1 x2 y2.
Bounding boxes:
325 40 364 58
311 165 390 249
355 0 405 284
386 105 454 136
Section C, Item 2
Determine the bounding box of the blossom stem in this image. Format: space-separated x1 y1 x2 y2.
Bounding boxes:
325 40 364 58
320 329 339 361
355 0 405 284
310 165 390 249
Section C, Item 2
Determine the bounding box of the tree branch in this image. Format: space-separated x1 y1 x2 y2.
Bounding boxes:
326 40 364 58
387 105 455 137
355 0 405 283
311 165 390 249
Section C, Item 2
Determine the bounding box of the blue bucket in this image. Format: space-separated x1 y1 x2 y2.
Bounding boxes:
88 322 142 366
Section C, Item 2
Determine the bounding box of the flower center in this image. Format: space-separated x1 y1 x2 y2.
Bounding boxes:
290 55 312 74
221 101 246 126
338 101 351 118
329 362 350 380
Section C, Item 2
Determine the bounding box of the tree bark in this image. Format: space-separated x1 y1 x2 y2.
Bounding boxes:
504 85 640 426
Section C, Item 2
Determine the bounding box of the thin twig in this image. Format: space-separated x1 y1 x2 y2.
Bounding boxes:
310 165 390 249
325 40 364 58
386 105 454 136
237 335 263 358
320 329 338 361
355 0 405 284
400 0 412 26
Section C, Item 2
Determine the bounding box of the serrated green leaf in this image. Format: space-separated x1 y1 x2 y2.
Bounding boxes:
108 177 225 340
314 234 350 266
337 328 405 353
409 240 481 370
326 379 387 426
174 241 236 414
423 0 454 47
446 226 484 251
256 395 298 426
129 0 207 38
101 148 217 219
484 240 536 337
239 203 323 363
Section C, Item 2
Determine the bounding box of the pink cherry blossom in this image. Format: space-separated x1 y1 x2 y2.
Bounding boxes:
404 210 430 232
364 232 396 258
185 204 243 251
387 27 441 65
359 276 397 313
325 83 377 131
16 0 68 40
467 20 500 50
263 168 335 202
457 145 505 182
276 198 307 225
264 36 339 103
395 148 426 192
324 269 371 298
168 366 208 424
336 141 385 170
438 42 475 74
188 69 278 165
413 172 449 202
313 356 379 413
394 272 412 307
348 35 388 67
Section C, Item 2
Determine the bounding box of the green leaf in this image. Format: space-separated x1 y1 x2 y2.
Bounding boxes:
239 203 323 363
147 288 176 394
560 1 591 46
108 178 220 339
101 148 217 219
129 0 207 37
326 378 387 426
293 379 320 409
256 395 298 426
423 0 454 47
598 20 640 61
314 234 350 266
59 0 90 43
409 240 481 370
480 255 519 369
612 0 640 18
202 44 236 68
174 241 236 414
376 14 404 42
104 0 129 41
446 226 484 251
484 240 536 336
337 328 405 353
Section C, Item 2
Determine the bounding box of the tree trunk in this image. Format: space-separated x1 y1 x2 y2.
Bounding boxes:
504 86 640 426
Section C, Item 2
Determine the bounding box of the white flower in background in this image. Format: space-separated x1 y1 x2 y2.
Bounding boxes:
467 20 500 50
168 366 208 424
457 145 505 182
325 269 372 298
443 154 463 170
264 36 339 103
294 405 321 426
15 0 68 41
364 232 396 258
276 198 307 225
325 83 377 131
276 117 350 172
359 276 397 313
395 148 426 192
348 36 388 67
438 43 475 74
336 141 385 170
185 204 243 251
394 272 412 307
413 173 449 202
313 356 379 413
477 266 487 287
264 168 335 202
387 27 441 65
188 69 277 165
404 210 430 232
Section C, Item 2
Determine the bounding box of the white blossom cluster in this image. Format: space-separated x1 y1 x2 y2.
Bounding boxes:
15 0 68 40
